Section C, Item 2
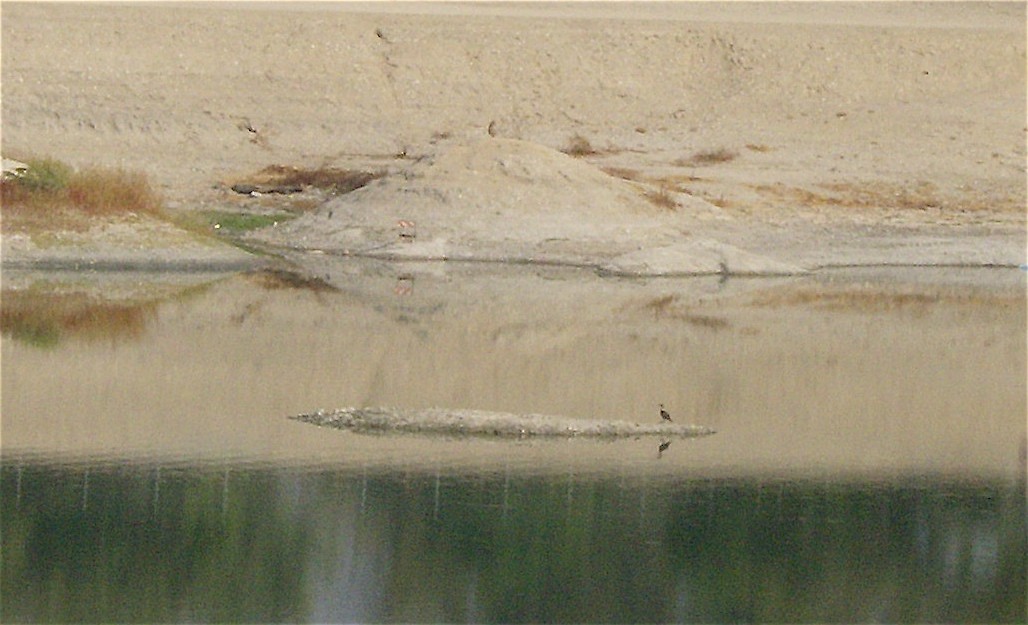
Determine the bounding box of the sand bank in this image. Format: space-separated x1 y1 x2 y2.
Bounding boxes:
292 406 716 439
1 2 1024 271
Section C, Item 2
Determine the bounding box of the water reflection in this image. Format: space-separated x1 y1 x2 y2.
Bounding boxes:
3 263 1024 475
1 261 1025 622
0 289 159 347
2 460 1024 623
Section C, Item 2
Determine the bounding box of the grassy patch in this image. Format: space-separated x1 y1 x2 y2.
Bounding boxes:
68 168 162 215
240 165 384 195
185 210 295 234
675 148 738 167
753 181 947 212
2 157 166 235
10 157 73 193
644 185 677 210
2 157 162 217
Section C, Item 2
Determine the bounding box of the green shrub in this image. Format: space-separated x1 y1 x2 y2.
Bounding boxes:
12 158 73 193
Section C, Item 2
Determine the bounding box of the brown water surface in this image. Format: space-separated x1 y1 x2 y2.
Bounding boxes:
2 261 1024 479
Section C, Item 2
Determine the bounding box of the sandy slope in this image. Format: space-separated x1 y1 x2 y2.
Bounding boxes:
1 2 1025 269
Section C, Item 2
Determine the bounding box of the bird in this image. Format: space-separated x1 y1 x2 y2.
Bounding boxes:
660 404 672 422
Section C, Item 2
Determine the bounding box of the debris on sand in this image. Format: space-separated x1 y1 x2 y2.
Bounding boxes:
291 407 716 439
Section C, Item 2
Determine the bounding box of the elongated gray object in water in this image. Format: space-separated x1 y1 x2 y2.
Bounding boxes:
291 407 716 439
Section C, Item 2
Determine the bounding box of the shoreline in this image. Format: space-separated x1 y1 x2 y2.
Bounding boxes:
2 2 1024 281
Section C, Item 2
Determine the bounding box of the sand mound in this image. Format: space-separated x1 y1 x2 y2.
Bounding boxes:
4 4 1022 273
250 137 775 270
250 137 807 274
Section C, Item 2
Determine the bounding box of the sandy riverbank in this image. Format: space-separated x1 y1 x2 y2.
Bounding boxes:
1 2 1025 272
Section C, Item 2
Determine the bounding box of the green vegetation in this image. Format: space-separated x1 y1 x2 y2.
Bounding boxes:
197 210 294 233
10 157 73 193
0 290 157 348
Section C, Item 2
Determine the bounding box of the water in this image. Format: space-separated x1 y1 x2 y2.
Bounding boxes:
3 462 1023 623
2 260 1026 622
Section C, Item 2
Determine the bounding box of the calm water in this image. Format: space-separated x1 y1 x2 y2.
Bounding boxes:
2 462 1024 623
2 260 1026 622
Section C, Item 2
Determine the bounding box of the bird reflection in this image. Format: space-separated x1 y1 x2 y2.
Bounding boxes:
719 260 730 286
395 274 414 296
658 440 671 458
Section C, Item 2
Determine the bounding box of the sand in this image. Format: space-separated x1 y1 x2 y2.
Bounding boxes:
292 406 717 439
1 2 1025 272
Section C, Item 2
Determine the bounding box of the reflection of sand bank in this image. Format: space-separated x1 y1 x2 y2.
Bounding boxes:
2 265 1024 478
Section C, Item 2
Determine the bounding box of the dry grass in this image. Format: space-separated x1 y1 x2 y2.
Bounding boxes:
243 164 385 195
818 181 943 211
644 185 677 210
561 134 599 157
745 143 773 153
752 180 1025 215
753 181 951 212
600 166 643 181
598 167 680 210
2 158 162 218
675 148 738 167
68 168 162 215
2 158 165 234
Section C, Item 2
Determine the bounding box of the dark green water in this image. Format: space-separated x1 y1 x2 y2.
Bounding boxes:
2 460 1024 623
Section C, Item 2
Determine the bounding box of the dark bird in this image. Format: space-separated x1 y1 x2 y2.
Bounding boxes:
660 403 672 422
658 440 671 458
